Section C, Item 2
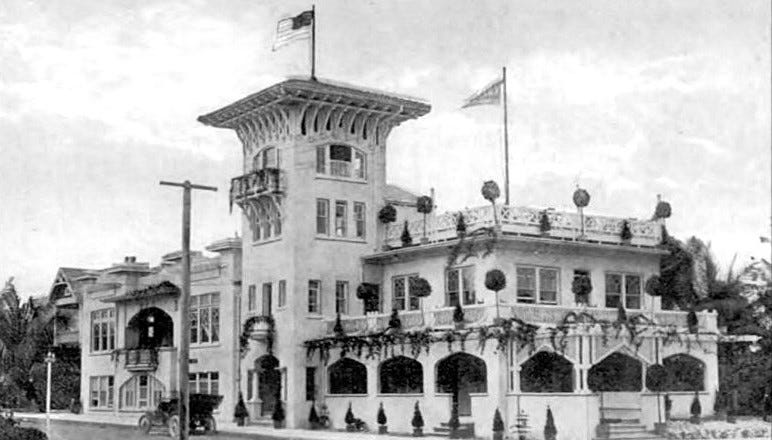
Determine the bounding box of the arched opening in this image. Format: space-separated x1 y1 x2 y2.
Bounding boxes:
119 374 165 410
436 353 487 416
255 355 281 417
588 352 643 392
663 354 705 391
520 351 574 393
125 307 173 349
379 356 423 394
249 196 281 242
328 358 367 395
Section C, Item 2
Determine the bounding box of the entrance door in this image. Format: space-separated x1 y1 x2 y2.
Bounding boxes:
258 369 280 416
436 353 487 418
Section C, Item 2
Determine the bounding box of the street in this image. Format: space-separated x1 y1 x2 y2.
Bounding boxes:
20 419 266 440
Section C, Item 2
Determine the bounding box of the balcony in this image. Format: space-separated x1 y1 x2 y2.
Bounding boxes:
323 304 717 336
384 205 662 248
124 348 158 372
54 329 79 346
229 168 284 207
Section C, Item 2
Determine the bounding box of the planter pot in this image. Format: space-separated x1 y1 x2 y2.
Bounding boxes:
378 425 388 434
273 420 285 429
493 431 504 440
346 424 357 432
236 417 246 427
689 415 700 425
454 322 465 330
412 427 423 437
727 414 737 424
654 422 667 435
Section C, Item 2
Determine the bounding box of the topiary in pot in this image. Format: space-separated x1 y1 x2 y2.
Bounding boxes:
417 196 434 244
272 398 285 428
572 274 592 305
645 275 663 297
687 310 699 334
410 277 432 326
378 204 397 250
357 283 380 314
345 402 356 432
452 303 465 329
653 195 672 220
309 401 321 429
401 220 413 247
539 210 551 235
690 391 702 424
448 401 461 439
411 401 424 437
493 408 505 440
481 180 501 225
485 269 507 320
456 212 467 238
388 309 402 331
544 406 557 440
620 220 633 242
377 402 387 434
646 364 669 433
234 391 249 426
333 313 345 337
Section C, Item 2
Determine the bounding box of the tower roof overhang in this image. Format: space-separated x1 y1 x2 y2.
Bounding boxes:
197 77 431 130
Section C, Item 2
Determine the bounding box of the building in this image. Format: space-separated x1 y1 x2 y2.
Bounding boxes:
197 77 720 438
71 238 241 425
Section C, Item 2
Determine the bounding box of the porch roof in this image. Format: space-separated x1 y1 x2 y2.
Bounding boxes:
101 281 180 303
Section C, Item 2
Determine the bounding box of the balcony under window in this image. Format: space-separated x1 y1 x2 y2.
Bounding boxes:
124 307 174 372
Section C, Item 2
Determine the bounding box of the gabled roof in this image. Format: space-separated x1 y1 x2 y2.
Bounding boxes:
385 184 419 206
49 267 99 303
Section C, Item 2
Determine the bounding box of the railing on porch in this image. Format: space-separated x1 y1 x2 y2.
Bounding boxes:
323 304 717 335
124 347 159 372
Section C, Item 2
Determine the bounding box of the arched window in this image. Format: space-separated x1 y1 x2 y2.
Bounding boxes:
328 358 367 395
379 356 423 394
520 352 574 393
120 374 165 410
315 144 366 180
588 352 643 392
663 354 705 391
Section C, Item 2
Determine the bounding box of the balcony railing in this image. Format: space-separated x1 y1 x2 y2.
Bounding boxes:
124 348 159 372
323 304 717 336
384 205 662 248
229 168 284 207
54 329 79 346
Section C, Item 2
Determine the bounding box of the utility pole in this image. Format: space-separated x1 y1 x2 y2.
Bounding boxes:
160 180 217 440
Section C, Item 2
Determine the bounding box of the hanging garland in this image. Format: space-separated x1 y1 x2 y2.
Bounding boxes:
446 226 498 269
239 315 275 358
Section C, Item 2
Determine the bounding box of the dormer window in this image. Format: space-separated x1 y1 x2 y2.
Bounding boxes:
316 145 366 180
254 147 280 171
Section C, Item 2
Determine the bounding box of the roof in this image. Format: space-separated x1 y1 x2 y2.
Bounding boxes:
197 77 431 129
101 281 180 303
49 267 100 303
384 184 419 206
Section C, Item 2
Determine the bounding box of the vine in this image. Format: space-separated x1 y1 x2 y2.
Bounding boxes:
240 315 275 358
446 226 498 269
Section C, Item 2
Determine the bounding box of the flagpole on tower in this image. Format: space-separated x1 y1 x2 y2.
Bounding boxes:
311 4 317 81
502 66 510 205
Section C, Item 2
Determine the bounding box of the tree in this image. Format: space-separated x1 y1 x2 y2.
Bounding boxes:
401 220 413 247
485 269 506 319
234 392 249 426
544 406 557 440
572 274 592 305
416 196 433 243
539 211 551 235
481 180 501 225
356 283 380 314
456 212 467 237
411 401 424 437
409 278 432 326
492 408 504 437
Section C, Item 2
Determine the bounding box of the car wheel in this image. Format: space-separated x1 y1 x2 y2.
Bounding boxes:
138 415 152 434
168 415 180 437
204 416 217 433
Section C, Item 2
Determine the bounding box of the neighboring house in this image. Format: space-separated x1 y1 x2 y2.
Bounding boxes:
74 238 241 423
49 267 101 347
197 77 720 438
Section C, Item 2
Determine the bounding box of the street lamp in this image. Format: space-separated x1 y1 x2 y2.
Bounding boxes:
44 351 56 427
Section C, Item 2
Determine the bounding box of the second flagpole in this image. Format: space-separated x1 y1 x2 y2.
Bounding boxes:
311 4 317 80
502 66 510 205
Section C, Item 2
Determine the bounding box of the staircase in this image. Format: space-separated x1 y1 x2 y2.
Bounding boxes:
433 420 475 438
596 405 664 440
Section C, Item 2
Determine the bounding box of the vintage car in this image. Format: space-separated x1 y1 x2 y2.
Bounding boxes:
138 394 223 436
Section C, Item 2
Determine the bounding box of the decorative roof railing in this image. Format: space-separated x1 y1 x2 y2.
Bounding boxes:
229 168 284 208
385 205 661 248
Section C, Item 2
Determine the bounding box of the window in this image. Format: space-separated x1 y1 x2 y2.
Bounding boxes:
249 196 282 242
278 280 287 308
316 199 329 235
516 267 559 304
335 281 349 315
393 275 420 311
91 309 115 352
446 267 475 306
306 367 316 401
605 273 641 309
254 147 279 170
262 282 272 316
520 352 574 393
379 356 424 394
328 358 367 394
354 202 366 239
120 375 164 409
189 372 219 395
316 145 366 180
89 376 114 409
662 354 705 391
191 293 220 344
247 285 256 312
308 280 321 314
335 201 347 237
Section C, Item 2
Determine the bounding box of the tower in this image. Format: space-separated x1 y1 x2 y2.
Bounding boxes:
199 77 429 425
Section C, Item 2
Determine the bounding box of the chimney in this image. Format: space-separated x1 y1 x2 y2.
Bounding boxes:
124 256 137 264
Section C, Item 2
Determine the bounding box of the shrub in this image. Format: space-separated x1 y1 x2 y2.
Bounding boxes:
345 402 355 425
378 205 397 224
571 274 592 304
308 402 320 426
452 303 464 324
539 211 551 234
272 399 285 422
691 392 702 417
333 313 345 337
485 269 506 293
493 408 504 432
645 275 663 297
456 213 467 236
401 221 413 246
234 392 249 421
544 406 557 440
388 309 402 330
411 401 424 428
377 402 387 426
620 220 633 241
687 310 699 333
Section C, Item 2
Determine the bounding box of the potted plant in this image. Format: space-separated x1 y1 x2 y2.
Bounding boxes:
308 401 321 429
544 406 557 440
234 392 249 426
539 210 551 235
493 408 505 440
401 220 413 247
646 364 669 434
345 402 356 432
357 283 380 314
388 308 402 331
664 393 672 421
456 212 467 238
653 195 672 221
409 277 432 326
645 275 662 297
417 195 434 244
272 397 285 428
377 402 388 434
481 180 501 228
690 391 702 424
620 219 633 243
411 401 424 437
379 204 397 250
573 187 591 238
453 303 465 329
572 273 592 305
448 401 460 439
687 310 699 334
485 269 507 320
333 313 345 337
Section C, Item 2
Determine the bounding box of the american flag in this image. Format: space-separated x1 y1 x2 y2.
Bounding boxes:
272 10 314 51
462 78 504 108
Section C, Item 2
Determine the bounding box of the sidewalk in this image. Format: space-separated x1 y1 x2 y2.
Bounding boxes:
14 411 446 440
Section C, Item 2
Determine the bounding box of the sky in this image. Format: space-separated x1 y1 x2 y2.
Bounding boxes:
0 0 770 297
